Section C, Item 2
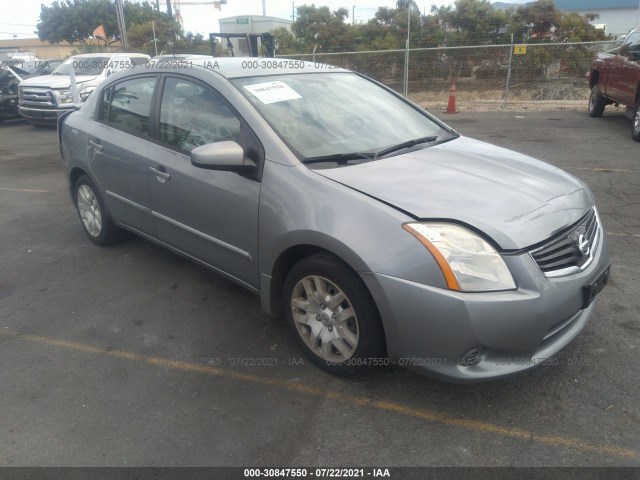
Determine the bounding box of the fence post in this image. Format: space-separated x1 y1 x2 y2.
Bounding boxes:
504 33 514 108
403 6 411 97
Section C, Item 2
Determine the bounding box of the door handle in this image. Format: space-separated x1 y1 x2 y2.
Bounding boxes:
149 165 171 181
89 139 103 152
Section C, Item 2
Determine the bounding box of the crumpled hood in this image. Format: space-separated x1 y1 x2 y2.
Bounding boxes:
19 74 97 89
315 136 593 250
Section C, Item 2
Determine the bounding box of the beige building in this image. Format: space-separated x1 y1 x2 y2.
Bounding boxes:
0 37 123 60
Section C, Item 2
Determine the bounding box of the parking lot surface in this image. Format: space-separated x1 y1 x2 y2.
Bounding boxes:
0 109 638 467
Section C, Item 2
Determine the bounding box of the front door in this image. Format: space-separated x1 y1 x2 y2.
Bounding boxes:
607 32 640 106
147 76 262 289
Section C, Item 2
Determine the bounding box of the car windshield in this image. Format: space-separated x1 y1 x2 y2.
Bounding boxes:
52 57 109 76
21 60 61 75
232 72 454 161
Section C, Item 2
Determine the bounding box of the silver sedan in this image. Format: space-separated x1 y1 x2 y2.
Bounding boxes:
58 58 610 382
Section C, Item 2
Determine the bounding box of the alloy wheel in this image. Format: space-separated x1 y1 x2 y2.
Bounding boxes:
77 184 103 238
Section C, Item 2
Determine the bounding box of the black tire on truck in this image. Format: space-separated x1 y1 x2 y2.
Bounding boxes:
633 101 640 142
588 84 607 118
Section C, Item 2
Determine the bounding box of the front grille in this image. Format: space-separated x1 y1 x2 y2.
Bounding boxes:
529 208 599 277
19 87 55 107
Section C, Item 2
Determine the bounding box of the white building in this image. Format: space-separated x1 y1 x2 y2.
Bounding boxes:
554 0 640 38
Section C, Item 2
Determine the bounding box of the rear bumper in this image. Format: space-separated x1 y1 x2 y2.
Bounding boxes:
362 226 610 383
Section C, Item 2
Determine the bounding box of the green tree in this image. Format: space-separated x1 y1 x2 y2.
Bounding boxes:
37 0 171 48
292 4 351 52
128 17 201 55
272 27 305 55
427 0 509 46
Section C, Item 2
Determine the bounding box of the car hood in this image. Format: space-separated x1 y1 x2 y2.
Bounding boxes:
19 74 97 89
314 136 593 250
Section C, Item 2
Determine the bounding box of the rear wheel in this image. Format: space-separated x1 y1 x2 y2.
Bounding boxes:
588 84 606 118
283 253 385 376
74 175 125 245
633 101 640 142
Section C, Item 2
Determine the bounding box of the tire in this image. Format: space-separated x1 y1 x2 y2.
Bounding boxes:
74 175 125 245
588 84 606 118
283 253 385 376
633 101 640 142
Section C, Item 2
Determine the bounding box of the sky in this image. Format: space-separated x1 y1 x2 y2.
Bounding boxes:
0 0 531 41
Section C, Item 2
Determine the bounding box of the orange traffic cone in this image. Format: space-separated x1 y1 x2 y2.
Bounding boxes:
445 80 457 114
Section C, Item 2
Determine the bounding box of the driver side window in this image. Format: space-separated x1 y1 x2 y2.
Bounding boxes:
159 77 241 153
620 33 640 57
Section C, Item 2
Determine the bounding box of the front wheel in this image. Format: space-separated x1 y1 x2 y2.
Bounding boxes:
632 101 640 142
74 175 125 245
588 84 606 118
283 253 385 376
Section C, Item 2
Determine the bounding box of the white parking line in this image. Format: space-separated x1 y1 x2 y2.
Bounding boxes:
0 187 50 193
559 167 632 173
607 232 640 239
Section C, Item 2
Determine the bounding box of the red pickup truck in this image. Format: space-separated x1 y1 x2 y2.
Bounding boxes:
588 29 640 142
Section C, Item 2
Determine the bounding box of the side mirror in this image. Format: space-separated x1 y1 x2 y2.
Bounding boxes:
105 68 113 77
191 141 257 172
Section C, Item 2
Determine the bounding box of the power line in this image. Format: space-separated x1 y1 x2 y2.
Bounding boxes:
0 31 37 35
0 22 37 27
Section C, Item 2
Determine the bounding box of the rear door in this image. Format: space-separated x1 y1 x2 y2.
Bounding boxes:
146 75 263 290
88 74 159 236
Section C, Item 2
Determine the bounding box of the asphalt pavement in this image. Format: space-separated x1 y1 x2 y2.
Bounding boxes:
0 109 638 467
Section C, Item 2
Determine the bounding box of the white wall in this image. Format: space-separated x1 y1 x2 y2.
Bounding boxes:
577 8 640 37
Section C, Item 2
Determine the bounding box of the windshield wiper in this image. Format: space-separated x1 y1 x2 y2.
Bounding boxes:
374 136 439 158
303 151 376 165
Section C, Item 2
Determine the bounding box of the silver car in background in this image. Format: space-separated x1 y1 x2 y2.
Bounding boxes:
58 58 610 383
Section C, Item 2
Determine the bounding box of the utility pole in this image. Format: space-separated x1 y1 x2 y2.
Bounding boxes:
152 20 158 56
352 5 355 26
262 0 266 16
166 0 173 19
292 2 295 21
115 0 128 48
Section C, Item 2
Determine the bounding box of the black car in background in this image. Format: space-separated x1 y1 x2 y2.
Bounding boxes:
0 59 63 124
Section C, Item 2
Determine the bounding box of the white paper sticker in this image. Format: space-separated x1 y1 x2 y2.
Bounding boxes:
243 81 302 104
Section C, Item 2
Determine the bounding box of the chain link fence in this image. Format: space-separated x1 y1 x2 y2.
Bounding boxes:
279 40 621 109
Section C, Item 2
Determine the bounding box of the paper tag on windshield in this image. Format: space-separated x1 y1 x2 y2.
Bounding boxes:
243 81 301 104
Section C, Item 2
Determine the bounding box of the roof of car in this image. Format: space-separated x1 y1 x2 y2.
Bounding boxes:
147 56 350 79
70 52 150 59
151 54 211 60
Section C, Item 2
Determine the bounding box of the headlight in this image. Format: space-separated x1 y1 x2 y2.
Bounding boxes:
402 222 516 292
57 90 74 104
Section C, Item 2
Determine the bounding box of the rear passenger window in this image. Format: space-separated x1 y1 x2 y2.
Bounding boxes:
130 56 149 67
106 77 156 136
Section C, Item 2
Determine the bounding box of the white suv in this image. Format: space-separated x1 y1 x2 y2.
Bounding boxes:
18 52 149 124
